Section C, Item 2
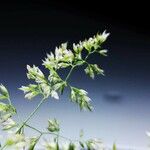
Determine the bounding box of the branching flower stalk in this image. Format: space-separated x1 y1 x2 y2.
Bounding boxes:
16 97 46 134
0 31 111 150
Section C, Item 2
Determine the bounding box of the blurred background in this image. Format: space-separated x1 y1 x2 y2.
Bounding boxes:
0 1 150 149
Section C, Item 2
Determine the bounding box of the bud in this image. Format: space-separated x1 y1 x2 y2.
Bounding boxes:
51 90 59 100
96 30 110 43
47 119 60 132
99 49 108 56
0 84 9 100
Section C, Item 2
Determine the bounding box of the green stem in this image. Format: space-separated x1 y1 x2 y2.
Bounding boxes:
85 50 96 61
85 53 90 61
23 98 45 124
56 131 60 144
25 124 74 142
65 65 75 82
25 124 42 134
16 98 46 133
24 125 43 149
65 50 97 87
65 50 97 82
35 133 43 146
43 132 73 142
0 144 7 150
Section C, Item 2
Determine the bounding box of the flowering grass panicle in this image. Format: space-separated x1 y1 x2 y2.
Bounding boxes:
0 31 115 150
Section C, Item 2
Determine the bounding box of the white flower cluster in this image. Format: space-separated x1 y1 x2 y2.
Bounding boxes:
43 43 74 70
85 64 104 79
0 84 9 100
20 84 40 100
47 118 60 132
1 117 16 130
4 134 41 150
5 134 26 149
20 31 110 110
70 87 93 111
20 65 66 100
86 138 105 150
73 30 109 54
41 138 105 150
0 85 17 133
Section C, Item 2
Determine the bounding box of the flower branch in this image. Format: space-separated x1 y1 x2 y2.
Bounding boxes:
0 31 110 150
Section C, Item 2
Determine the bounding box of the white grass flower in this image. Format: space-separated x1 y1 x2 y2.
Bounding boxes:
96 30 110 43
55 47 63 60
27 65 45 81
51 90 59 100
24 91 38 100
2 118 16 130
0 84 9 100
79 89 88 95
40 83 51 98
47 52 55 60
